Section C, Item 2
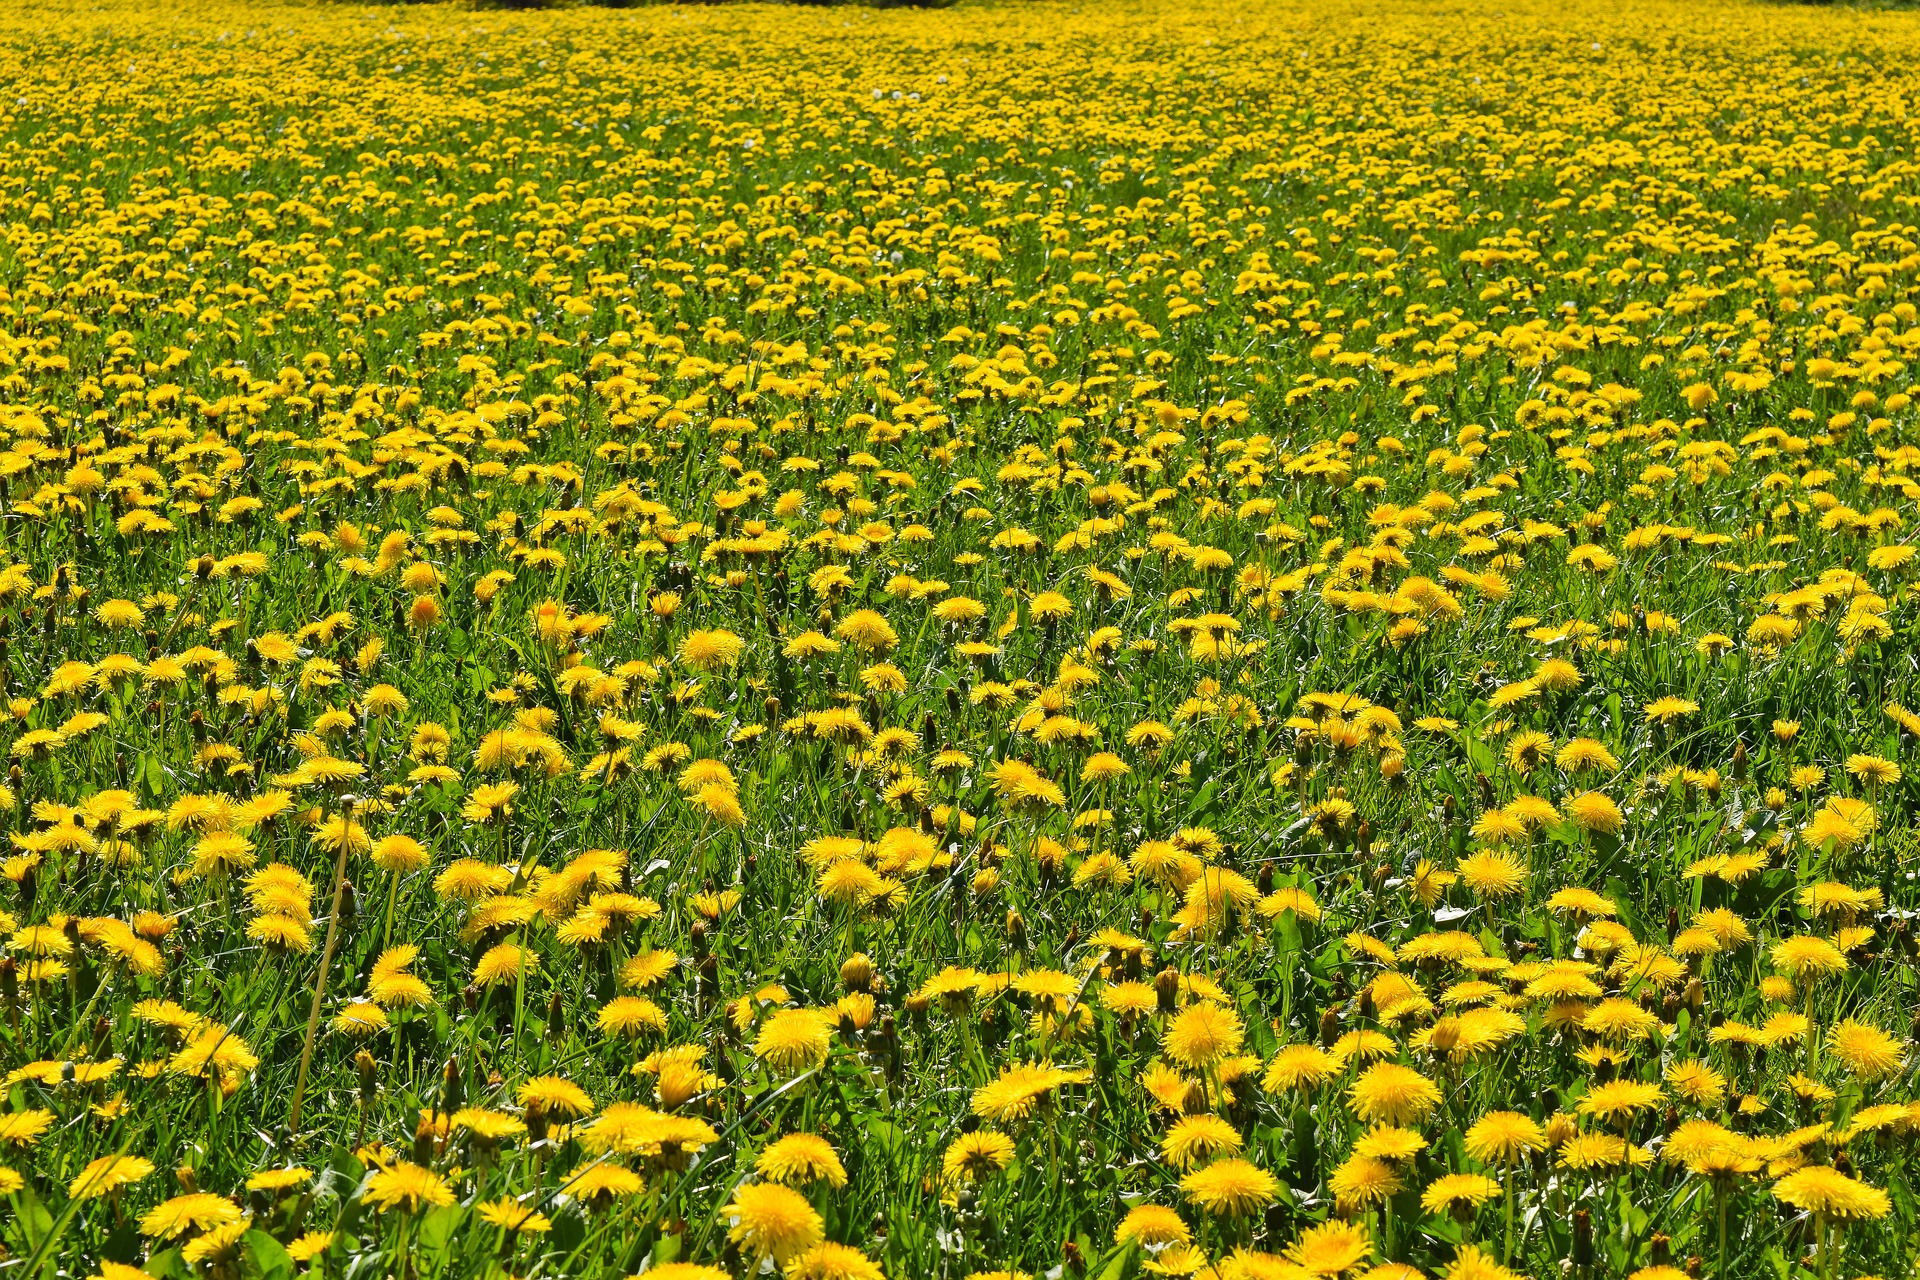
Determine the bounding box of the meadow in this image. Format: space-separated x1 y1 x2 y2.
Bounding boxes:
1 0 1919 1276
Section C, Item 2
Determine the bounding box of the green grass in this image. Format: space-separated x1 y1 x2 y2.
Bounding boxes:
0 0 1918 1276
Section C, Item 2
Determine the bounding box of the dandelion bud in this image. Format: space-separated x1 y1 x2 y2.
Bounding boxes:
339 880 357 922
1154 966 1180 1014
698 954 719 1006
1005 910 1026 953
1257 863 1274 895
194 554 214 581
690 919 709 958
1356 986 1374 1021
1319 1007 1339 1046
525 1097 548 1142
1356 818 1372 856
1572 1210 1593 1267
1732 741 1749 780
176 1165 199 1194
413 1114 436 1164
545 989 565 1041
355 1050 377 1101
440 1055 464 1114
1684 977 1704 1012
903 991 930 1017
1180 1080 1208 1116
840 953 874 992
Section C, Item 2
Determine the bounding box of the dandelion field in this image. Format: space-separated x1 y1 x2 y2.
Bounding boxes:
7 0 1920 1277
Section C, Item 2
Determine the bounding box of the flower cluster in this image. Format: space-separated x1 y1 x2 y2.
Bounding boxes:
0 0 1918 1278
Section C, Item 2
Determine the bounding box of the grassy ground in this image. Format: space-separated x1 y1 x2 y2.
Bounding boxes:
1 0 1920 1277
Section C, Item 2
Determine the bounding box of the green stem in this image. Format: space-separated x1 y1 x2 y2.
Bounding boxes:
381 869 400 954
1715 1184 1728 1280
1505 1165 1516 1264
290 809 355 1139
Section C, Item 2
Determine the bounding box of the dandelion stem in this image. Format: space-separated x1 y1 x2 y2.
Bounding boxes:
1504 1164 1516 1263
1715 1183 1728 1280
289 800 355 1139
381 869 400 955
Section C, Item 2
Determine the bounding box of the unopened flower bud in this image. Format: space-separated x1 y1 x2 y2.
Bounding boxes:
840 953 874 992
1154 966 1181 1014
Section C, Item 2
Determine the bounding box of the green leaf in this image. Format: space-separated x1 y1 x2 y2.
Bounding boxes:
243 1229 294 1280
12 1180 54 1251
652 1229 684 1266
413 1205 461 1264
866 1115 908 1162
1183 779 1220 823
146 1248 191 1280
1461 730 1497 777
